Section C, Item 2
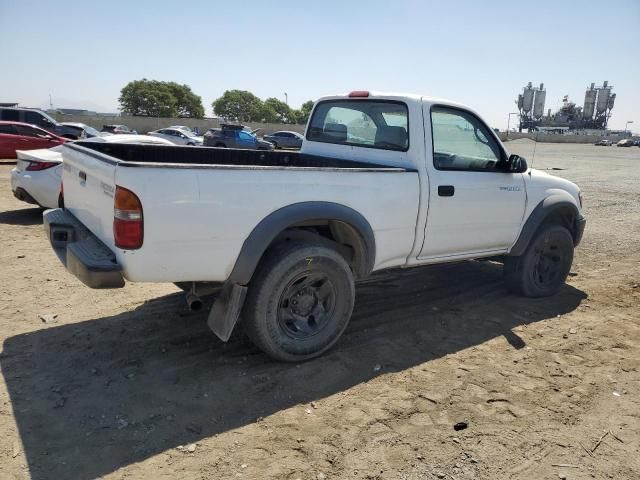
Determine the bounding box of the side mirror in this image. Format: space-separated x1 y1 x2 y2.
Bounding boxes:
508 154 528 173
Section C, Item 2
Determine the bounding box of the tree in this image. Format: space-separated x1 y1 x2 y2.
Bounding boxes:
212 90 265 122
165 82 205 118
119 79 176 117
295 100 315 124
264 97 295 124
258 103 279 123
119 79 204 118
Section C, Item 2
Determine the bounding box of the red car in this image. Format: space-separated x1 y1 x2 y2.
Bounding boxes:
0 121 68 159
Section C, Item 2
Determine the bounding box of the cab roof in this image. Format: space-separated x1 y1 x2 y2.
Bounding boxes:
316 90 472 110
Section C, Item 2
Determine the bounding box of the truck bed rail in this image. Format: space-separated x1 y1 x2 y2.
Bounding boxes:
70 142 411 171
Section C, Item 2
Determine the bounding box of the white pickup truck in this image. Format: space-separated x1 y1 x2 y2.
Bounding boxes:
44 91 585 361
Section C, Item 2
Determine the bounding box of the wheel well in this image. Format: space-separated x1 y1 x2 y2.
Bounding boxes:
270 220 370 278
510 200 580 257
541 205 578 241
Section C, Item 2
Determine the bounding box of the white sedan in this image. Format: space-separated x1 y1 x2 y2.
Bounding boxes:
10 135 173 209
148 127 204 146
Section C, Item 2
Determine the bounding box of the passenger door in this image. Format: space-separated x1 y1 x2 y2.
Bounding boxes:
15 125 57 149
280 132 293 147
0 124 20 157
237 130 256 149
24 111 56 133
419 105 526 259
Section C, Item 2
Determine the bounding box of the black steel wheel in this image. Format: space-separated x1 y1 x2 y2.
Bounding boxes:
242 240 354 361
505 224 574 297
277 271 336 339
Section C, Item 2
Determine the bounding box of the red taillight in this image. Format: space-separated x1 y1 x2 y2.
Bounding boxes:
348 90 370 98
26 161 59 171
114 186 143 249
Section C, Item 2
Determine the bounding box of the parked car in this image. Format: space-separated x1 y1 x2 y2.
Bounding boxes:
10 134 173 209
170 125 197 133
0 107 80 139
101 124 138 135
60 122 104 139
616 139 634 147
44 90 586 362
148 127 204 146
204 124 274 150
594 139 612 146
0 121 68 159
262 131 304 149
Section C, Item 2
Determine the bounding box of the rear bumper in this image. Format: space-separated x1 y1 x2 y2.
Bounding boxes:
13 187 39 205
574 214 586 247
11 166 60 209
43 209 124 289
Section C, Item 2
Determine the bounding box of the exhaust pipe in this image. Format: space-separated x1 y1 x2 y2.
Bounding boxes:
186 291 203 312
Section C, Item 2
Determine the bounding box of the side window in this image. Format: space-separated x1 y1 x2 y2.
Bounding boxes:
15 125 48 137
0 124 17 134
25 111 47 126
1 110 20 121
238 131 253 141
431 107 504 171
307 100 409 151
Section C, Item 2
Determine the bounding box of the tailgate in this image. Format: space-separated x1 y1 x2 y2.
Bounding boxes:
61 144 117 248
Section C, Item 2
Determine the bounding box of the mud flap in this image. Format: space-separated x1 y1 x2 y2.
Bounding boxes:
207 283 248 342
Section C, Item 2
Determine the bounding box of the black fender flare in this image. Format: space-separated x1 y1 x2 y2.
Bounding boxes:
509 196 581 257
229 201 376 286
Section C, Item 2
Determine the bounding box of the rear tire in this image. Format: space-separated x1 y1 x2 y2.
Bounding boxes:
504 224 574 297
242 241 355 362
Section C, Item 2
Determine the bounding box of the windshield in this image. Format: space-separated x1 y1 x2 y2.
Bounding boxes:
84 126 100 137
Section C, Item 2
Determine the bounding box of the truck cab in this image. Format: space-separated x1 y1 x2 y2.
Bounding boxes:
301 91 583 262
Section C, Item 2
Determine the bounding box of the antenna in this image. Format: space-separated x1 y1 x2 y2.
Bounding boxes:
49 93 53 110
529 130 539 173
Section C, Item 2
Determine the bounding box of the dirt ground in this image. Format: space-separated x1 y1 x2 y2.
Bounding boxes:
0 141 638 480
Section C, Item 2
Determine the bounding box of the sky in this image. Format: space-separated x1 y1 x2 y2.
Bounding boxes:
1 0 639 131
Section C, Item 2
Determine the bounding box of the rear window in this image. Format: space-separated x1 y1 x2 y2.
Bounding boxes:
0 124 17 134
307 100 409 151
1 110 19 121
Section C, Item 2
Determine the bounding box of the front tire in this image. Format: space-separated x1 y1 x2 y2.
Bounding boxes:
504 224 574 297
242 241 355 362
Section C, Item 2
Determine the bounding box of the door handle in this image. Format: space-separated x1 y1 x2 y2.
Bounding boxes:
79 171 87 182
438 185 455 197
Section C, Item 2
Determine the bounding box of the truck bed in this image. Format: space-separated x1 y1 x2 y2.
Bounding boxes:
60 141 420 284
72 141 411 171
